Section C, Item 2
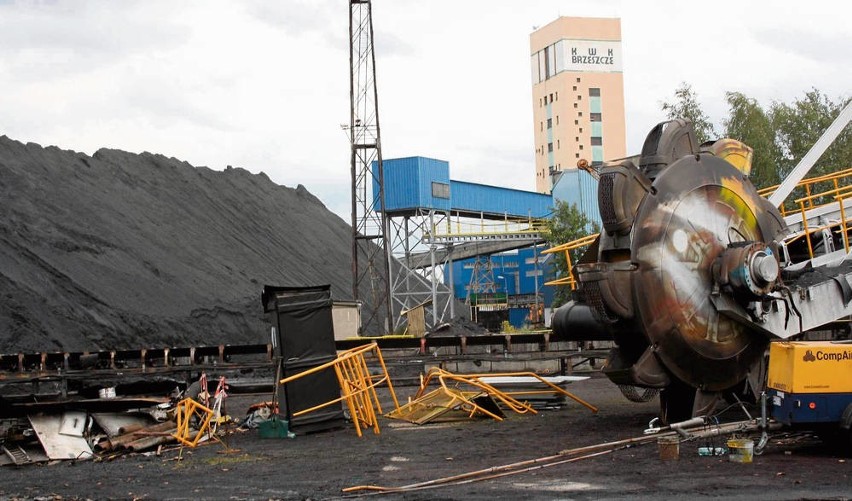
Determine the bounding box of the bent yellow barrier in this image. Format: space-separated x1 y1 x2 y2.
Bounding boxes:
278 342 398 437
172 398 214 447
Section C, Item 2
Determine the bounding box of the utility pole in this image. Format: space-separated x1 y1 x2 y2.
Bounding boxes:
349 0 393 335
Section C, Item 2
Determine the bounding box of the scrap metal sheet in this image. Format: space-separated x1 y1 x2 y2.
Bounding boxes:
28 414 93 461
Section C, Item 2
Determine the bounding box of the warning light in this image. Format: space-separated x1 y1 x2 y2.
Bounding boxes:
808 402 816 410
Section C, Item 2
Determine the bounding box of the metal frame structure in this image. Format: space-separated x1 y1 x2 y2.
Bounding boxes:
349 0 393 335
172 398 214 447
387 209 550 332
386 208 455 332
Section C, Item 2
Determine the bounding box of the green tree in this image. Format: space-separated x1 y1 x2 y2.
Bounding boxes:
767 90 851 210
723 91 782 190
661 82 716 144
545 201 598 308
770 89 851 180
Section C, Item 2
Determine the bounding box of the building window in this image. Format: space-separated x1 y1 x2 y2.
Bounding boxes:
579 127 583 133
556 116 559 125
557 139 560 149
589 88 601 97
539 98 542 107
555 92 558 101
572 85 577 91
575 153 580 158
547 143 554 152
576 77 581 83
547 118 552 129
573 102 578 109
575 136 579 142
540 122 543 131
590 113 602 122
591 137 603 146
578 112 583 117
577 95 582 100
549 93 553 103
431 182 450 199
574 119 579 125
579 145 584 150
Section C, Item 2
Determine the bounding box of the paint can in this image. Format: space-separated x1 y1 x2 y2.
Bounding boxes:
657 435 680 460
726 438 754 463
98 387 116 399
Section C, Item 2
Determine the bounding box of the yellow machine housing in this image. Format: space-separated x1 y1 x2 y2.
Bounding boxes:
767 341 852 394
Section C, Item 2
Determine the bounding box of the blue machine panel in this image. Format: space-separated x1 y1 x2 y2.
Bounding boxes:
372 157 451 214
550 168 601 229
450 181 553 219
769 389 852 426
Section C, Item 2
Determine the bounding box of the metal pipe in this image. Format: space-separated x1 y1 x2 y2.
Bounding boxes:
345 419 770 494
551 301 613 341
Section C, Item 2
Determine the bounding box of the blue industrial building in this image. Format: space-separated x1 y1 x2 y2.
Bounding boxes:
447 246 556 328
373 157 553 219
373 156 598 329
549 168 601 229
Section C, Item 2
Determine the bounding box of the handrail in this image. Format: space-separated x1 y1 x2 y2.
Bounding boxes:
542 233 599 290
759 167 852 216
429 216 550 240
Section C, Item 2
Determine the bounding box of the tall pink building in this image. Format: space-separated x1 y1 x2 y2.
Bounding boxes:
530 17 627 193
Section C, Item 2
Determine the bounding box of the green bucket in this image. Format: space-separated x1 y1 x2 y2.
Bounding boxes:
258 417 295 439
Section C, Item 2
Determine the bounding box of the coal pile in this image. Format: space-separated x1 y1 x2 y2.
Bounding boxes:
0 135 355 353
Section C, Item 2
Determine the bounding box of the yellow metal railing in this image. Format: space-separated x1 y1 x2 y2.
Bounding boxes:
758 167 852 216
278 343 399 437
541 233 599 290
790 184 852 260
429 215 550 240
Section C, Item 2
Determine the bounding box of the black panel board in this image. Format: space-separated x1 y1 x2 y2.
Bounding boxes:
263 284 345 433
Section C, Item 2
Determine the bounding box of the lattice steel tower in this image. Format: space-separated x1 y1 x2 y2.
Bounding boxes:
349 0 393 334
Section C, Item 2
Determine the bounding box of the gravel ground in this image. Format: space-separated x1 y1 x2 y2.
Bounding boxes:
0 374 849 500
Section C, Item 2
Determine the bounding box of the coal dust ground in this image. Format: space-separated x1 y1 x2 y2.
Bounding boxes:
0 375 848 500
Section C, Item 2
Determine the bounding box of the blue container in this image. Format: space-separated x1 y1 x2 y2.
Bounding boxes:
372 157 451 214
450 181 553 219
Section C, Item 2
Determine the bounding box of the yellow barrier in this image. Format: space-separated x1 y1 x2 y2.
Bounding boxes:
278 343 399 437
386 368 598 424
172 398 214 447
416 368 598 414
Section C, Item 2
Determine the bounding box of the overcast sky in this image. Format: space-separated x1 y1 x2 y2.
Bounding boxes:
1 0 849 221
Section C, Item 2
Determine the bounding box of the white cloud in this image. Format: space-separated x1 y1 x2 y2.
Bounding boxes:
0 0 848 222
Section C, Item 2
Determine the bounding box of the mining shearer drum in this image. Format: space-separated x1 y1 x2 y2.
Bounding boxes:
553 119 787 399
629 151 783 390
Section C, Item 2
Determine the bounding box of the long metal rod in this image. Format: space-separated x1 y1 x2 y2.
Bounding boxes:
343 418 770 495
768 101 852 207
